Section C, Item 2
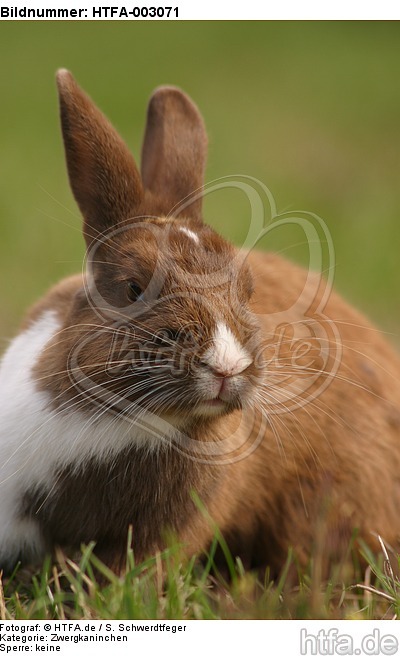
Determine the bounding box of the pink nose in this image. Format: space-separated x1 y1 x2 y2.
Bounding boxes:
200 354 252 379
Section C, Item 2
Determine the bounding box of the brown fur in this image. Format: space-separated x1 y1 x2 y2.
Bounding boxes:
18 71 400 578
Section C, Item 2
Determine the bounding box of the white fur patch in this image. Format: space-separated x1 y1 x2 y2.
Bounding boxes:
0 310 178 568
179 227 200 244
202 322 252 376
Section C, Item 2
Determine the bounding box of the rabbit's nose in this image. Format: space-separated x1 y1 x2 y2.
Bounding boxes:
200 322 253 378
199 358 252 379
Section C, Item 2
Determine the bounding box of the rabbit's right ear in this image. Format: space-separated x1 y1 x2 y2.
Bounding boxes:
56 70 144 246
141 86 208 221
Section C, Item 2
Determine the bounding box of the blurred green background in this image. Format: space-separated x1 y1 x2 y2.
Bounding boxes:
1 21 399 349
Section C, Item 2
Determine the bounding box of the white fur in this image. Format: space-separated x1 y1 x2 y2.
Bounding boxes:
0 310 178 567
179 226 200 244
202 322 252 376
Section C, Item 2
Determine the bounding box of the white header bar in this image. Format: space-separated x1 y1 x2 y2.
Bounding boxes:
0 0 399 20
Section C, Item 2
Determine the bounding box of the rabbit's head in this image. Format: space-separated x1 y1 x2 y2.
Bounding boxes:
55 70 263 430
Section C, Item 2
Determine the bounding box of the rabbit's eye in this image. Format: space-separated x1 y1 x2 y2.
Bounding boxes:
126 281 143 302
151 329 181 349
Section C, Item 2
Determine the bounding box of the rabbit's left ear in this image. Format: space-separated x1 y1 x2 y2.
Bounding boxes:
141 86 208 221
56 69 144 246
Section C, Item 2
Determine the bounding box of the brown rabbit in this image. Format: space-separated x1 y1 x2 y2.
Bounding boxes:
0 69 399 578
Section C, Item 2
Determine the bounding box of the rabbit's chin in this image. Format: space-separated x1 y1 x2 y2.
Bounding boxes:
172 378 257 422
155 388 254 426
193 398 232 417
163 399 236 424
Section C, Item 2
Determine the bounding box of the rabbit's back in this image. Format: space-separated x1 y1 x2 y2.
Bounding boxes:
205 249 400 572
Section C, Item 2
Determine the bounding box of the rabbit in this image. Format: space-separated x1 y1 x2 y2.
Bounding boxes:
1 69 400 579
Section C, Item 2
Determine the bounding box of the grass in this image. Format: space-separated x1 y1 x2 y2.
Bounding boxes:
2 538 400 620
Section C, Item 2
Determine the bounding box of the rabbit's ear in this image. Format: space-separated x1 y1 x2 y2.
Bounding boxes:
56 70 144 246
141 86 208 221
